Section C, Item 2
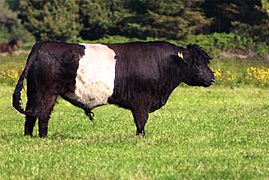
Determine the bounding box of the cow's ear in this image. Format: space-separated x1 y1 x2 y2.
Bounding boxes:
178 51 188 63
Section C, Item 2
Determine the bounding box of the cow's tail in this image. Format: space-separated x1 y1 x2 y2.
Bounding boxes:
12 42 41 115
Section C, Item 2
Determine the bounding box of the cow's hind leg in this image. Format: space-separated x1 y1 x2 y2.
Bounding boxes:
24 115 37 136
131 109 149 136
38 93 57 138
25 102 37 136
24 82 37 136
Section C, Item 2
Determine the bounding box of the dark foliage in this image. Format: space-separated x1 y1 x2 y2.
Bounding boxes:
0 0 268 45
19 0 81 41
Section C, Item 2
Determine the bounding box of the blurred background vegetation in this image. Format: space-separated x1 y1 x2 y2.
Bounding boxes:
1 2 269 179
0 0 268 58
1 0 268 87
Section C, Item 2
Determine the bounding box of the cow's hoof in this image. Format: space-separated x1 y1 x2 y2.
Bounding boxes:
136 131 145 137
39 134 48 138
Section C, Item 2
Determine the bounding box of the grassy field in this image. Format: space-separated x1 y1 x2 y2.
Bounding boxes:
1 84 269 179
0 53 269 179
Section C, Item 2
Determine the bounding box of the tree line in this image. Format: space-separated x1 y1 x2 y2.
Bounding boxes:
1 0 268 44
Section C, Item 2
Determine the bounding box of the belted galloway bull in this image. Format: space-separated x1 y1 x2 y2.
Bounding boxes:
13 41 215 137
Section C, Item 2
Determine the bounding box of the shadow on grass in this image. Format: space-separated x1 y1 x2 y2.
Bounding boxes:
0 128 145 146
0 132 23 141
49 132 85 140
48 131 142 145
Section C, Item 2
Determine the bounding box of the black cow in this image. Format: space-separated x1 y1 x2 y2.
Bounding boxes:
13 41 215 138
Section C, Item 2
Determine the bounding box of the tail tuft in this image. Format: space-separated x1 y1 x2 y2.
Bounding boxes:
12 70 27 114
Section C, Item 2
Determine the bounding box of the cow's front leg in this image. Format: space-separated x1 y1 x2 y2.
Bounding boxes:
131 110 149 136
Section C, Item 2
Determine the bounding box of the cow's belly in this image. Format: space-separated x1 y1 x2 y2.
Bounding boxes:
64 44 116 109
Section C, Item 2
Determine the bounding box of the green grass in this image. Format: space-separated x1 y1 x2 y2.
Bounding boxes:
0 54 27 85
1 52 269 179
1 83 269 179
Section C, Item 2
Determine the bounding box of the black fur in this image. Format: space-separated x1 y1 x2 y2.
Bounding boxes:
13 41 85 137
13 41 214 138
107 42 214 135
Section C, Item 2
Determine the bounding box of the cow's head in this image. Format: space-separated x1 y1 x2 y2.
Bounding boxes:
179 44 215 87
